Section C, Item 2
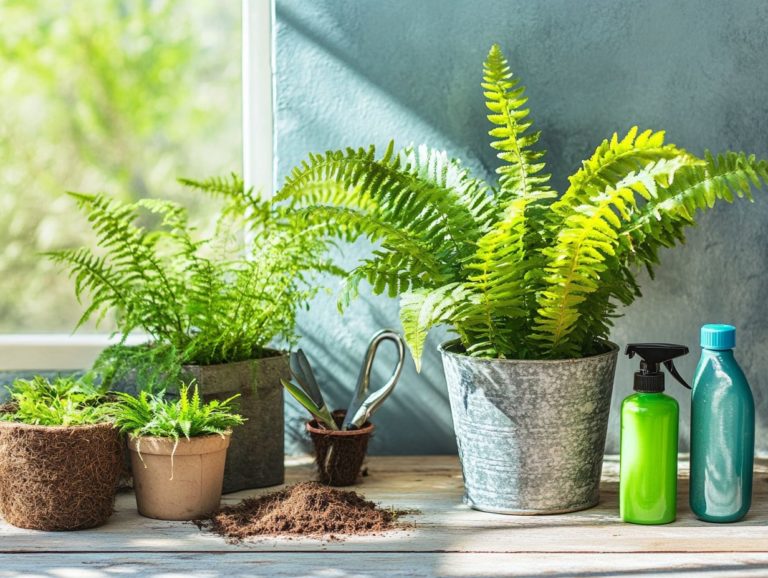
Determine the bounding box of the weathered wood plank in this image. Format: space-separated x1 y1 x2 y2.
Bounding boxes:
0 456 765 555
2 552 768 577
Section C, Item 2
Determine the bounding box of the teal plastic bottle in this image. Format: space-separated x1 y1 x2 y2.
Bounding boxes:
620 344 690 525
690 324 755 523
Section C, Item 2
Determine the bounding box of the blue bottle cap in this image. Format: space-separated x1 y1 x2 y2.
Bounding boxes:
701 324 736 350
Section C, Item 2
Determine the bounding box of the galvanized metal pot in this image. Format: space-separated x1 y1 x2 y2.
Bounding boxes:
440 340 618 514
183 351 288 493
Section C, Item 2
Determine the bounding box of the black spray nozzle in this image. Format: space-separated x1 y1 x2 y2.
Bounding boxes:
625 343 691 392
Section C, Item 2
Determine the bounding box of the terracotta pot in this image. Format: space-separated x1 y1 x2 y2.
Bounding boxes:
306 411 373 487
128 432 231 521
0 421 122 530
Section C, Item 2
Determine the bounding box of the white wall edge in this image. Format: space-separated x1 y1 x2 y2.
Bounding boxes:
242 0 274 197
0 334 147 372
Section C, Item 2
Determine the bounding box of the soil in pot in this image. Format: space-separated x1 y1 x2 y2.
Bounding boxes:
197 481 410 541
306 410 373 486
129 432 230 521
0 421 122 531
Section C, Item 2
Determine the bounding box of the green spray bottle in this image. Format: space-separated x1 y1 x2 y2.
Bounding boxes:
620 343 690 525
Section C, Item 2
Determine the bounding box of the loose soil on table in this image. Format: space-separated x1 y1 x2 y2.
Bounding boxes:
197 481 413 541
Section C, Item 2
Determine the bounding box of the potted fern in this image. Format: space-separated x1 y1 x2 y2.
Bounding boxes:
275 44 768 513
111 383 244 520
49 176 339 492
0 376 122 530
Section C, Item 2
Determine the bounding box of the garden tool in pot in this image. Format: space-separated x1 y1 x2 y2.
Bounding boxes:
282 329 406 430
342 329 405 429
283 329 406 485
285 349 338 430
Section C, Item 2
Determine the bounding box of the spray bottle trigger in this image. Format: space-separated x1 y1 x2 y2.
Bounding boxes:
663 359 691 390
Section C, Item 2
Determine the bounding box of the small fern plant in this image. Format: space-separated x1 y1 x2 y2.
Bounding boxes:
0 375 112 426
49 176 342 388
277 43 768 366
110 383 244 441
110 383 244 472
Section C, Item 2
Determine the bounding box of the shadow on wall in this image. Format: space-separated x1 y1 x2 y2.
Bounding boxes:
277 0 768 455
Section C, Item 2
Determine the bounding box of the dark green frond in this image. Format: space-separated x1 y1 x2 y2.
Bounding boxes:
279 143 484 263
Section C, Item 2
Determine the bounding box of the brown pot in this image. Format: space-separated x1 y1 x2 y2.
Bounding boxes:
306 411 373 487
0 421 122 531
128 432 230 521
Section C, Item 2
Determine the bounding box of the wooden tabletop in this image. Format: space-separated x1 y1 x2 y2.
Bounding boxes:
0 455 766 577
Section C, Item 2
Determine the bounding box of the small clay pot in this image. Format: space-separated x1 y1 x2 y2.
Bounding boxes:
0 421 122 531
306 410 373 487
128 432 230 521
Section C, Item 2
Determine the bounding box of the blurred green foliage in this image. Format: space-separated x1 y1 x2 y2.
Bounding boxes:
0 0 241 332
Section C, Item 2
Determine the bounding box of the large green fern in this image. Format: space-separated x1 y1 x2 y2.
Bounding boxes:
49 176 341 389
277 43 768 366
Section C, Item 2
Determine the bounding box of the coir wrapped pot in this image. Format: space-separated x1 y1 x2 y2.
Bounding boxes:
0 421 122 530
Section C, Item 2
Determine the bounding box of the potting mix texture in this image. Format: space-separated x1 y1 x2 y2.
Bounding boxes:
198 481 408 540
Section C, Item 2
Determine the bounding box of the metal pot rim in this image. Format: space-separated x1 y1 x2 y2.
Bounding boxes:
438 339 619 364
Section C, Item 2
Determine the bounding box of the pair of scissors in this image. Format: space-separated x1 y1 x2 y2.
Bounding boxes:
342 329 406 430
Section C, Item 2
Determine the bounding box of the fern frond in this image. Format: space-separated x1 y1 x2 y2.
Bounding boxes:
483 44 553 205
136 198 190 233
278 143 483 263
300 204 447 284
622 151 768 269
399 283 469 371
457 196 533 357
46 248 132 330
178 173 245 198
398 145 497 234
553 127 694 216
277 145 382 210
535 157 694 357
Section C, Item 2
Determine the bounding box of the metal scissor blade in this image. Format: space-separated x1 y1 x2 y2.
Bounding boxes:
342 329 405 430
290 349 325 408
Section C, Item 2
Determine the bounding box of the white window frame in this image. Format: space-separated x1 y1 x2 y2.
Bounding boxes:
0 0 274 372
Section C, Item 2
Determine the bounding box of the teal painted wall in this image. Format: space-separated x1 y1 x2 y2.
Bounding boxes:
276 0 768 455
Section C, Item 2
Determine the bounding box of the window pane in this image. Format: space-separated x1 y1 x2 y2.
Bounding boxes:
0 0 242 333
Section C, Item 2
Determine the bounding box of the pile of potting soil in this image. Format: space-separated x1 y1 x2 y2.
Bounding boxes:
198 482 409 541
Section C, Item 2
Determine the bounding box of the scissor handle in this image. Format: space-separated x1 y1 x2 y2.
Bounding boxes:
343 329 405 429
